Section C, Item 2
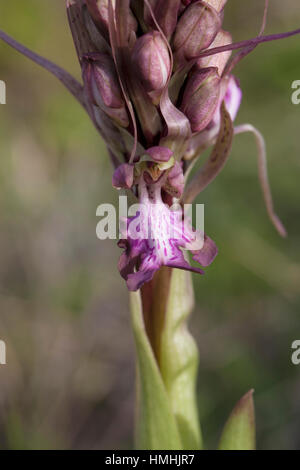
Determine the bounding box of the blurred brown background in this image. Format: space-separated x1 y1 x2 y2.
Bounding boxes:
0 0 299 450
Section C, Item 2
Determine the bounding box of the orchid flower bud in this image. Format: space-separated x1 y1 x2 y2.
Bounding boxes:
180 67 220 133
144 0 181 39
202 75 242 131
173 1 221 64
205 0 227 12
182 1 227 13
196 29 232 76
185 75 242 159
112 163 134 189
85 0 137 39
132 32 171 94
83 53 129 127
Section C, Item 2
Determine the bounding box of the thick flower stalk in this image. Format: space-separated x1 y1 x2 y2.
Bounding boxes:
1 0 299 450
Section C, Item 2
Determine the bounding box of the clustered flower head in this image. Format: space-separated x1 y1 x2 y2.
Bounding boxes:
65 0 285 290
0 1 298 290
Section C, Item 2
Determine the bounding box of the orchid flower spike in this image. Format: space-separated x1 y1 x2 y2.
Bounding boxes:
1 0 299 289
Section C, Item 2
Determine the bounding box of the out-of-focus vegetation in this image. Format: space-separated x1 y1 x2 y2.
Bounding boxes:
0 0 299 450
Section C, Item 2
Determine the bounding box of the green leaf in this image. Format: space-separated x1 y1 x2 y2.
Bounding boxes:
218 390 256 451
159 268 202 450
130 290 182 450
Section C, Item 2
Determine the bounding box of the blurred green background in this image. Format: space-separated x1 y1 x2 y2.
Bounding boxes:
0 0 299 450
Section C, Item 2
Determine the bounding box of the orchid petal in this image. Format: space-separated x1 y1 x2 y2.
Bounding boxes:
222 0 269 77
164 162 185 198
145 147 174 163
160 88 192 160
234 124 287 237
193 27 300 64
192 234 218 267
67 0 97 61
183 101 234 204
0 29 85 110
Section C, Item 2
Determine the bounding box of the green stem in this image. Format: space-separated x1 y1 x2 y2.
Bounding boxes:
130 267 202 450
159 268 202 450
130 288 182 450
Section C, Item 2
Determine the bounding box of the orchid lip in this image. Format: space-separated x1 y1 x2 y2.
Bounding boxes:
118 178 217 291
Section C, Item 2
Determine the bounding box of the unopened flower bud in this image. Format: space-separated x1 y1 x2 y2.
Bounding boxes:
173 1 221 63
84 53 129 127
85 0 137 39
181 0 226 13
132 32 171 94
196 29 232 76
184 75 242 159
180 67 220 133
144 0 181 39
112 163 134 189
205 0 227 12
